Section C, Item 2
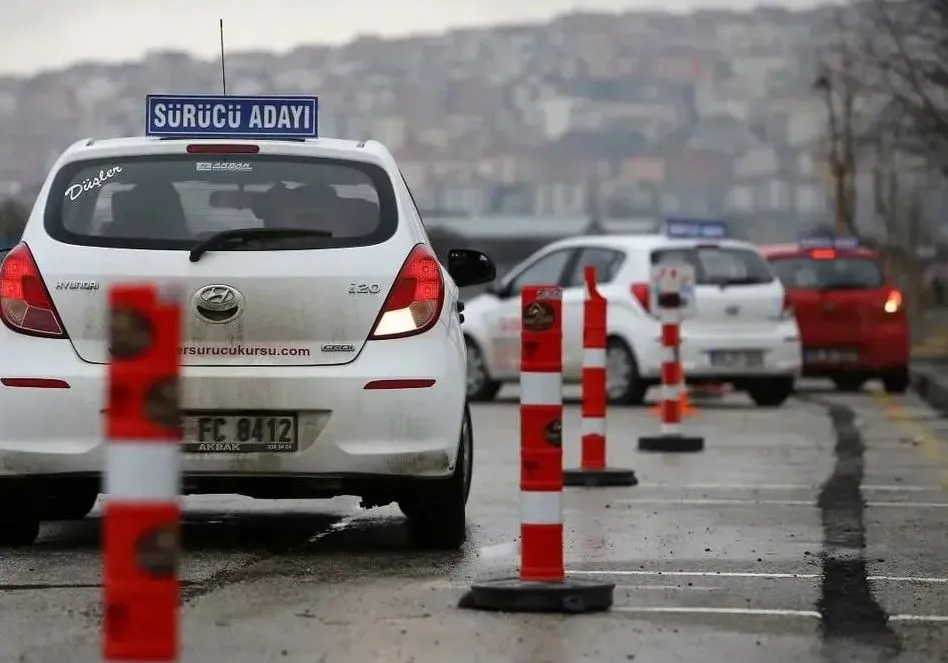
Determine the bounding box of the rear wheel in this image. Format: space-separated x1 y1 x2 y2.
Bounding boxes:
832 375 867 392
605 337 647 406
0 512 40 547
399 403 472 550
882 366 910 394
38 487 99 521
747 376 795 407
465 337 502 402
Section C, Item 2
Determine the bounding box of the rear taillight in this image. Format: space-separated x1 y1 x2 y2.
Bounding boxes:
186 144 260 154
884 289 902 314
630 283 651 313
369 244 444 339
780 292 794 320
0 243 67 338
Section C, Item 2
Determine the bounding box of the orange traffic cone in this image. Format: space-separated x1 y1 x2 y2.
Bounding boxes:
649 362 696 417
680 382 696 416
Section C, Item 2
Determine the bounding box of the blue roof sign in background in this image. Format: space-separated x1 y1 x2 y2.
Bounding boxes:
664 218 727 240
797 232 859 250
145 94 318 138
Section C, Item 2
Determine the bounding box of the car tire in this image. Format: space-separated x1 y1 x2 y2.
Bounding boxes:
605 337 647 406
882 366 910 394
0 513 40 547
399 403 472 550
38 488 99 521
832 375 867 392
464 337 502 402
747 377 795 407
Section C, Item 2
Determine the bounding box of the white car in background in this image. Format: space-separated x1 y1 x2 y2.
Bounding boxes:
0 94 496 548
463 231 801 406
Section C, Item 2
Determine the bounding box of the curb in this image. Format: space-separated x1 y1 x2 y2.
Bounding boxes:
911 364 948 415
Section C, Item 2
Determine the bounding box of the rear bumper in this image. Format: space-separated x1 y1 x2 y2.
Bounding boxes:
0 328 466 487
800 322 909 376
637 323 801 379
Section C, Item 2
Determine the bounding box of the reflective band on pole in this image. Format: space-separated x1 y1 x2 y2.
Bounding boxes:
521 490 562 525
583 348 607 367
521 371 563 406
519 284 564 583
105 444 181 502
580 416 606 437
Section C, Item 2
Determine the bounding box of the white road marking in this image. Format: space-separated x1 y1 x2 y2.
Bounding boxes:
634 483 941 492
567 570 948 584
617 584 718 591
614 498 948 508
615 606 819 618
613 606 948 622
477 542 519 559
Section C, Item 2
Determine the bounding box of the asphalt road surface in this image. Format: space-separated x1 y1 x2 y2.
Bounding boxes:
2 381 947 663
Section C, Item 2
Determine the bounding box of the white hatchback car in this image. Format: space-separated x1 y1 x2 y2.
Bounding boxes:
463 232 801 406
0 97 495 548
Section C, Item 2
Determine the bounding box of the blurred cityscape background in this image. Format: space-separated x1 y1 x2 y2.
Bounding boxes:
2 0 948 320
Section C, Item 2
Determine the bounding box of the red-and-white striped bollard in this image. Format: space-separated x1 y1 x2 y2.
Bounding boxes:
518 285 564 581
659 307 684 435
638 275 704 453
458 284 614 613
564 267 636 487
103 284 182 662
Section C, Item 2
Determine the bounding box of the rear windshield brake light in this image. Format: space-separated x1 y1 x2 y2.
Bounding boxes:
186 144 260 154
810 249 836 259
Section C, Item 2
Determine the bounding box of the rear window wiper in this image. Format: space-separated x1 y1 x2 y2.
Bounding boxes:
189 227 333 262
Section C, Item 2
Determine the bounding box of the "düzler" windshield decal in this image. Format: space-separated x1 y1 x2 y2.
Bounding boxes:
64 166 123 201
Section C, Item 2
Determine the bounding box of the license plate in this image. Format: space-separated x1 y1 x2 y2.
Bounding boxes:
804 348 858 364
183 412 298 453
710 350 763 369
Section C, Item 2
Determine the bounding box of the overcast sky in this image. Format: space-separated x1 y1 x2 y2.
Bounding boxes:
0 0 826 76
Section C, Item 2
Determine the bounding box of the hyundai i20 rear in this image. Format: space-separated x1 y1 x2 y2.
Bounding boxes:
630 240 801 406
0 135 494 547
764 243 909 393
462 234 800 408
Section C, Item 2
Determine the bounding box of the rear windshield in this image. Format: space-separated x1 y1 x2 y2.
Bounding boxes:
769 256 884 289
651 246 775 286
44 155 397 250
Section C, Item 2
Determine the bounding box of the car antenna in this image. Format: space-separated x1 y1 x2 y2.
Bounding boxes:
219 18 227 94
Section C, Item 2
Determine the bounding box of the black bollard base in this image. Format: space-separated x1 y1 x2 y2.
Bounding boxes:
563 466 638 487
458 576 614 613
637 435 704 453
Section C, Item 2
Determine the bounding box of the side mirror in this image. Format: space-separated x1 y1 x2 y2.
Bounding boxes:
447 248 496 288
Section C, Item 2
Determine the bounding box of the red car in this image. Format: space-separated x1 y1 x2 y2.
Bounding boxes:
761 237 909 393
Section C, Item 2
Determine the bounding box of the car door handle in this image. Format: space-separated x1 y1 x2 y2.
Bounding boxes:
456 300 465 324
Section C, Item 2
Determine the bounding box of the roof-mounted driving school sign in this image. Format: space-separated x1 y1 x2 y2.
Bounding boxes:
145 94 319 138
664 217 727 240
796 232 859 250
